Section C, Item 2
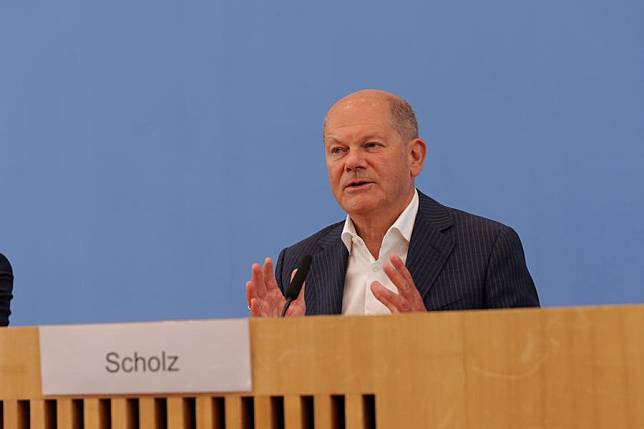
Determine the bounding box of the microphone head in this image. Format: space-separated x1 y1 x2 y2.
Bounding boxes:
285 255 313 300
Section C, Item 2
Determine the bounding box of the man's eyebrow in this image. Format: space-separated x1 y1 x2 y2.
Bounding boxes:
362 133 385 141
324 135 344 144
324 132 385 145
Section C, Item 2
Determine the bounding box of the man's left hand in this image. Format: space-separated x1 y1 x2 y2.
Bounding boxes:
371 255 427 313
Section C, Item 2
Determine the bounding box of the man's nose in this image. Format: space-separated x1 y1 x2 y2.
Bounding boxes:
344 149 367 171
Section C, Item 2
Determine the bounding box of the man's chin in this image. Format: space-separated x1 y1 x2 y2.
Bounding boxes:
341 197 380 218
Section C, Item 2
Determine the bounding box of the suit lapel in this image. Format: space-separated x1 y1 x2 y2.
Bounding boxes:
304 192 454 314
305 225 348 315
406 192 455 300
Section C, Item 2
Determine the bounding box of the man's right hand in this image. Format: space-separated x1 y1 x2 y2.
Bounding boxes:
245 257 306 317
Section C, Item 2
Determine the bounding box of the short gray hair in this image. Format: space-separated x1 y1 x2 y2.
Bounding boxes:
389 96 419 143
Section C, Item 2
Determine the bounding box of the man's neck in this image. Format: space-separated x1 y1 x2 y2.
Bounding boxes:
351 190 415 259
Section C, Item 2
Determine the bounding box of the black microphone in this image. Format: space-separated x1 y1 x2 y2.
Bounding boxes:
281 255 312 317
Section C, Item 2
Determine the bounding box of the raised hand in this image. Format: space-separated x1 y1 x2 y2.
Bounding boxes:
370 255 427 313
245 257 306 317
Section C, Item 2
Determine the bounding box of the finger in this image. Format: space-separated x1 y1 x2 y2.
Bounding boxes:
383 260 410 297
388 256 426 311
371 281 404 314
245 281 255 306
390 255 415 286
251 262 267 297
263 257 280 292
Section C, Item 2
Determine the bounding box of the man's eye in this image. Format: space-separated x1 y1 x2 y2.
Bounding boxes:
365 142 381 149
330 147 346 155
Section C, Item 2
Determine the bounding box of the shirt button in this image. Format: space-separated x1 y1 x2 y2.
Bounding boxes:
352 237 359 244
372 265 379 272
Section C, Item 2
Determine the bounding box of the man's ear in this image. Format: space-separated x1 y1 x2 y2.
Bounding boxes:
408 138 427 177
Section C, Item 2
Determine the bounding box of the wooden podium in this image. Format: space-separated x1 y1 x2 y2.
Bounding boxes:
1 305 643 428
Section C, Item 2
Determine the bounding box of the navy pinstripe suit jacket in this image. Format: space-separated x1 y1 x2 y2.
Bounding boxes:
275 191 539 315
0 253 13 326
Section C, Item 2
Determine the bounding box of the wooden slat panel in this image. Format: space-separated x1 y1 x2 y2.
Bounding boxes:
344 395 364 429
313 395 332 429
56 398 78 429
112 398 137 429
254 396 274 429
29 399 46 429
31 399 56 429
84 398 106 429
168 397 191 429
196 396 214 429
283 396 304 429
253 396 270 429
139 397 159 429
225 396 243 429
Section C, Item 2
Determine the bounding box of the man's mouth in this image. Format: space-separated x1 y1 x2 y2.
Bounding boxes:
345 180 374 190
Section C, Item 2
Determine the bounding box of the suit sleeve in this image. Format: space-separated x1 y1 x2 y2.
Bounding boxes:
0 253 14 326
484 227 540 308
274 248 288 296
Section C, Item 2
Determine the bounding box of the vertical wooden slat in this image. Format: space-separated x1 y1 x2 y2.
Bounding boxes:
167 397 183 429
196 396 213 429
29 399 47 429
3 400 15 429
56 399 71 428
112 398 138 429
283 396 302 429
85 397 109 429
167 397 195 429
254 396 283 429
313 395 332 429
344 395 364 429
225 396 243 429
253 396 272 429
140 397 159 429
30 399 56 429
57 398 79 428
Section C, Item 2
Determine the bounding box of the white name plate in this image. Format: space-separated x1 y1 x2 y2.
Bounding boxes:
39 319 251 396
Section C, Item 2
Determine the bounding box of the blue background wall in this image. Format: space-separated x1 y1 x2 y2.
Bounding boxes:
1 0 642 325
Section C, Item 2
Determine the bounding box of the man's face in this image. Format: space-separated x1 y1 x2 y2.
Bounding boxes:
324 95 423 219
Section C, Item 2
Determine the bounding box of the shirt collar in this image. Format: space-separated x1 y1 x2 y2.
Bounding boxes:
341 189 420 254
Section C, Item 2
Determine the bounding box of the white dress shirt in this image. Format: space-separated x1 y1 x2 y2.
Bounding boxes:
341 190 420 315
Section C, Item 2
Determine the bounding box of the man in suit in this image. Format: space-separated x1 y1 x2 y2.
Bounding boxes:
246 89 539 316
0 253 13 326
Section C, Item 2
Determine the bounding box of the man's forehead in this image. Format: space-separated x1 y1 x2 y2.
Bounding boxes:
329 94 390 116
326 97 390 129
